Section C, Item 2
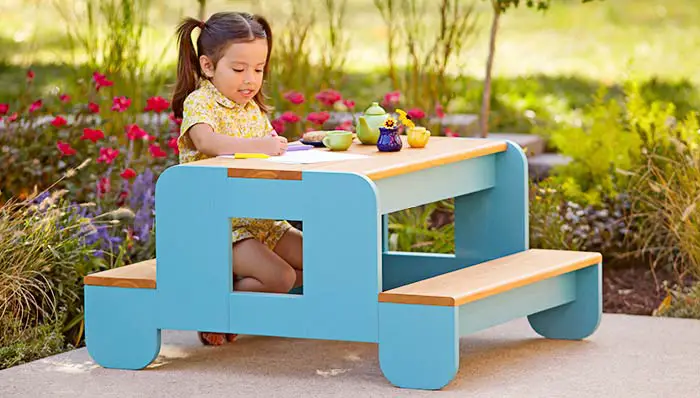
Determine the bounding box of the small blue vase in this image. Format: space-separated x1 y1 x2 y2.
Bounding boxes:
377 127 402 152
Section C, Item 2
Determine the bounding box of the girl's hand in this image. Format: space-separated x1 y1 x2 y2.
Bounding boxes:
261 135 288 156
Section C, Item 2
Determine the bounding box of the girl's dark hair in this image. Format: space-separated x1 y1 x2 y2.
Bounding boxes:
172 12 273 118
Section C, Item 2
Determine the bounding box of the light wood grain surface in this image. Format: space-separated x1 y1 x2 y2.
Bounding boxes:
186 137 508 180
84 259 156 289
378 249 602 306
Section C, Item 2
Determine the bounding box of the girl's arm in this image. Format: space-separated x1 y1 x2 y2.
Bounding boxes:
188 123 287 156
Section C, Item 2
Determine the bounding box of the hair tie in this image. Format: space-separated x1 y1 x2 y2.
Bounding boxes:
199 21 206 29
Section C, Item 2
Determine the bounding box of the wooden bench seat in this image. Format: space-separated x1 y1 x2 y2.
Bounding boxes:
84 259 156 289
378 249 601 306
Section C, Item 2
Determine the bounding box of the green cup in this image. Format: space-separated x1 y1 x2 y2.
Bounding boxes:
322 130 353 151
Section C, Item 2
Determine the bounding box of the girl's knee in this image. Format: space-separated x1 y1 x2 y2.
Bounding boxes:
269 265 296 293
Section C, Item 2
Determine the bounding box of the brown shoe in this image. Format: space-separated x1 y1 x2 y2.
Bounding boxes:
198 332 228 346
226 333 238 342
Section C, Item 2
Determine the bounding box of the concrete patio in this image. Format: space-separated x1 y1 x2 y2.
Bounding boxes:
2 314 699 397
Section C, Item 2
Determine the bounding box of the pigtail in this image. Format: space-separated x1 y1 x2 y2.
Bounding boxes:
252 14 273 114
172 18 204 119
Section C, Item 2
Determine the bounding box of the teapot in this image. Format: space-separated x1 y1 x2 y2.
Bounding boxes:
356 102 389 145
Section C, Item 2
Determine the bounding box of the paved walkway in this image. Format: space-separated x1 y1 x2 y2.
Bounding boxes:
2 314 699 397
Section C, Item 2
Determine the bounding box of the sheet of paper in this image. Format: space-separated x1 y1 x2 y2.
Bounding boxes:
266 150 369 164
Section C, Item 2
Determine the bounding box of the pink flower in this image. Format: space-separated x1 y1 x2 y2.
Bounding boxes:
125 124 147 140
338 120 354 131
97 177 111 197
283 91 305 105
29 100 43 113
93 72 113 90
26 70 35 81
5 113 18 123
149 144 168 158
87 102 100 113
382 91 401 106
406 108 425 120
280 111 301 123
56 141 76 156
120 168 137 180
0 104 8 115
144 96 170 113
81 128 104 143
169 112 182 126
444 128 459 137
111 96 131 112
271 118 285 134
343 99 355 109
435 104 445 119
59 94 71 103
97 147 119 164
306 111 330 126
51 115 68 127
167 137 179 154
315 89 342 107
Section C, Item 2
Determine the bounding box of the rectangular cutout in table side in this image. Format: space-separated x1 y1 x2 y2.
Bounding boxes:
186 137 508 181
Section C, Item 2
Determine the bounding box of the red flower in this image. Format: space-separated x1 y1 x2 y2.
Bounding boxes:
29 100 43 113
111 96 131 112
167 137 179 154
81 128 104 143
0 104 8 115
149 144 168 158
93 72 113 90
343 99 355 109
338 120 354 131
271 118 285 134
444 128 459 137
435 104 445 119
59 94 71 103
382 91 401 106
97 177 111 197
51 115 67 128
120 168 137 180
169 112 183 126
280 111 301 123
5 113 18 123
307 111 330 126
407 108 425 120
56 141 76 156
117 190 129 206
283 91 305 105
26 70 35 81
144 96 170 113
125 124 147 140
315 89 342 107
87 102 100 113
97 147 119 164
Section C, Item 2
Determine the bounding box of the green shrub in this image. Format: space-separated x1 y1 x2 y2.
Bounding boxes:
655 282 700 319
0 315 67 370
387 200 454 254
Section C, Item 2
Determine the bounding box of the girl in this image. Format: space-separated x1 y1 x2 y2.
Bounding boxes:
172 12 304 346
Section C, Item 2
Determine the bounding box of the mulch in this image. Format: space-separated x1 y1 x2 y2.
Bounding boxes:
602 265 678 315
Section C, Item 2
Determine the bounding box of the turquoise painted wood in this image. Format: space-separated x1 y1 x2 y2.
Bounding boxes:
84 286 161 370
375 155 496 214
83 139 603 391
454 141 528 264
378 303 459 390
229 171 381 342
528 263 602 340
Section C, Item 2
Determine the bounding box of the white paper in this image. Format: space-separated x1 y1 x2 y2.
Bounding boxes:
265 150 369 164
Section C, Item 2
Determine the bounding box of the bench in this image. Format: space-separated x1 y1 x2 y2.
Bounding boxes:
84 259 156 289
377 249 602 390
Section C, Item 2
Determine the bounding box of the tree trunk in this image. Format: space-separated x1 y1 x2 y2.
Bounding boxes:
480 1 501 138
198 0 207 21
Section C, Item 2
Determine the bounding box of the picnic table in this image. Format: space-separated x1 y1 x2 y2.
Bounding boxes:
84 136 602 390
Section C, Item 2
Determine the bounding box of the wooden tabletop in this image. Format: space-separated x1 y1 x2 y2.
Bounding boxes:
184 136 508 181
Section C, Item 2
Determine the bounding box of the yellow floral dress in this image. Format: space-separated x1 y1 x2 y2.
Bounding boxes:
179 79 292 250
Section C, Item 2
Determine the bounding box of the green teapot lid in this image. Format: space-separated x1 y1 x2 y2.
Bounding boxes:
364 102 386 116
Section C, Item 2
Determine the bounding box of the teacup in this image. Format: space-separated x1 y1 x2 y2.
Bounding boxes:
322 130 353 151
407 126 430 148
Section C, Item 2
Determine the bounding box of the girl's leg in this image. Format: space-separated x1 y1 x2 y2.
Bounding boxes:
272 228 303 287
232 237 297 293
